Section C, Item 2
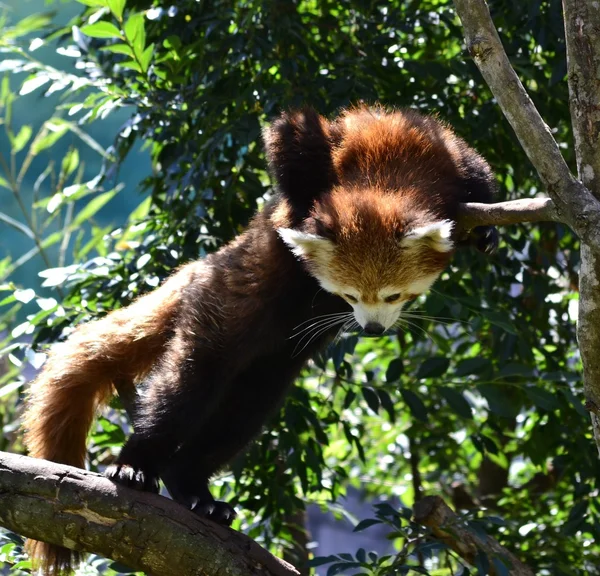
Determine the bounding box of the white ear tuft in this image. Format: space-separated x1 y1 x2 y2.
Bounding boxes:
400 220 455 253
277 228 334 258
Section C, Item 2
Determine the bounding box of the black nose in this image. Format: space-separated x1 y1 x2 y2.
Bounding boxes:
363 322 385 336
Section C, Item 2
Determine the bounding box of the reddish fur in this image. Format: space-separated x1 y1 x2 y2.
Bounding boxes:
20 105 496 574
22 263 196 574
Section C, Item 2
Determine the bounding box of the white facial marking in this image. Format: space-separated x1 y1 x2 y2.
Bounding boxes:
400 220 455 252
310 273 444 331
277 228 334 259
404 272 443 295
352 301 406 330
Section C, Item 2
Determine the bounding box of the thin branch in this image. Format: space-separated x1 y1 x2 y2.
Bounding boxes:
0 451 299 576
0 150 58 277
457 198 560 229
413 496 534 576
452 0 600 252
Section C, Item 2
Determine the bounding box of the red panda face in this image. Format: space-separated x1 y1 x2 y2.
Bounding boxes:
278 192 454 332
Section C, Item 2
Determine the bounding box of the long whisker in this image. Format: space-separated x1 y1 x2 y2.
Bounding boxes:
395 318 435 344
311 287 324 308
292 312 351 332
290 313 353 339
292 315 352 357
401 312 462 326
333 318 358 343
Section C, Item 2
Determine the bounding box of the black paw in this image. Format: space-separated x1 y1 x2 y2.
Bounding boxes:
472 225 499 255
105 463 160 493
192 499 237 526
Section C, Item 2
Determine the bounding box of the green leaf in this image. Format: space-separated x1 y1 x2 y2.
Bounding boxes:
163 35 181 50
416 357 449 379
386 358 403 382
140 43 154 72
40 231 65 250
454 357 492 377
361 387 380 414
478 384 520 419
81 21 123 39
75 0 107 6
72 189 119 226
124 12 146 56
0 175 11 191
128 196 151 222
20 74 50 96
0 381 23 399
61 148 79 178
343 389 356 409
482 310 517 335
4 13 54 40
101 43 134 57
120 60 143 73
561 388 587 417
108 561 137 574
107 0 126 20
439 387 473 419
377 388 396 422
31 124 69 155
353 518 381 532
401 389 427 422
11 125 32 154
525 387 560 411
498 363 534 378
307 556 338 568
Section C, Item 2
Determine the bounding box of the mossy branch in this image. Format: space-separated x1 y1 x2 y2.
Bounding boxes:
0 451 299 576
414 496 534 576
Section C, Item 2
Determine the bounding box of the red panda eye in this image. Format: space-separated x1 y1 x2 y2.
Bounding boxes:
384 293 402 303
343 293 358 303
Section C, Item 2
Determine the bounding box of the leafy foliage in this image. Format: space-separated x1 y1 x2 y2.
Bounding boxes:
0 0 595 574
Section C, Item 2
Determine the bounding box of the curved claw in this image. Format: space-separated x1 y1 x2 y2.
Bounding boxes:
473 225 499 255
105 463 160 493
192 499 237 526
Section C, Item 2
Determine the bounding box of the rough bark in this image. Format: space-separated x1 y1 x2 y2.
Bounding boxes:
0 451 299 576
413 496 534 576
457 198 559 229
563 0 600 194
453 0 600 454
453 0 600 252
562 0 600 455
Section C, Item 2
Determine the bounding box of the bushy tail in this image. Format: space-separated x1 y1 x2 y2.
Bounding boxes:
21 263 196 575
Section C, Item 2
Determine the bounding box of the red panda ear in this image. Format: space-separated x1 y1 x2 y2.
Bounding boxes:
264 108 337 219
400 220 455 252
277 228 335 259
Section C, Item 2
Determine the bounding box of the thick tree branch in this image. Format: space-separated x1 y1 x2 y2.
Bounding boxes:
562 0 600 455
0 451 299 576
413 496 534 576
453 0 600 252
563 0 600 195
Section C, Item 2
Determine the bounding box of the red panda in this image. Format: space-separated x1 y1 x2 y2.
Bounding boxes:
22 105 498 574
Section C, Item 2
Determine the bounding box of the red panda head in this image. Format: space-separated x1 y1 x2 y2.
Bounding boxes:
277 188 454 332
266 105 495 333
